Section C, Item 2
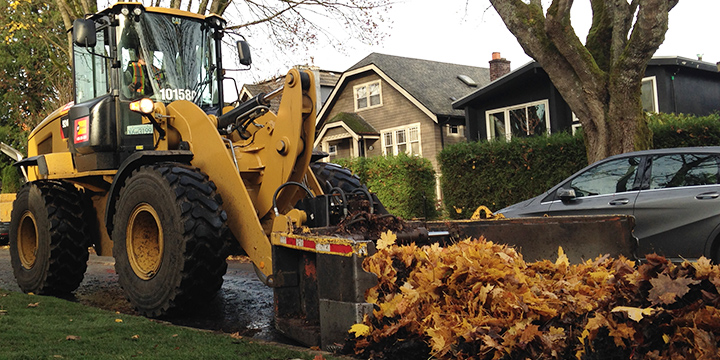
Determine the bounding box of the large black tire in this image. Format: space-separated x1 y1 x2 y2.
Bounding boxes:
112 163 229 317
9 181 90 295
310 162 367 194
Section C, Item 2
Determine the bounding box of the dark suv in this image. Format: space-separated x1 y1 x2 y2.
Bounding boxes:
498 147 720 262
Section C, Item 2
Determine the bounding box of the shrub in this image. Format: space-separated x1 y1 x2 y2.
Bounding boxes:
337 154 438 220
438 132 587 219
649 112 720 148
1 163 22 194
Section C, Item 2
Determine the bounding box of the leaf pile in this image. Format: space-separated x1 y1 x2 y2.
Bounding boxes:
348 238 720 359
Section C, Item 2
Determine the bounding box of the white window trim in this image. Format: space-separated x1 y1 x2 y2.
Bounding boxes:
642 76 659 113
447 124 463 136
353 80 383 112
485 99 551 141
381 123 422 156
328 144 337 155
571 112 582 135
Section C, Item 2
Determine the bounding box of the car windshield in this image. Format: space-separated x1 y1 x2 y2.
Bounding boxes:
117 12 219 110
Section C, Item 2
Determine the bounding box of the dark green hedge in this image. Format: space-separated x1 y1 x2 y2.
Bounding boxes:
649 113 720 148
439 132 587 219
440 113 720 219
337 154 439 220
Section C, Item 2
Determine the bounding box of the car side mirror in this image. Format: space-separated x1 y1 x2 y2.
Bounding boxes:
237 40 252 66
72 19 96 48
557 188 576 203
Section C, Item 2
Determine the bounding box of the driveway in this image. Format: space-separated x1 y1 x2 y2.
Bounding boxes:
0 246 284 342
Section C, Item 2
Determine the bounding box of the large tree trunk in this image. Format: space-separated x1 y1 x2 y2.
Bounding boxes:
489 0 678 164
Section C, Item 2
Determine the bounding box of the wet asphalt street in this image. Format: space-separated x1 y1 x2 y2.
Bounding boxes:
0 246 287 342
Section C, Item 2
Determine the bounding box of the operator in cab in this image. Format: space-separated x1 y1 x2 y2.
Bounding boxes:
124 48 154 97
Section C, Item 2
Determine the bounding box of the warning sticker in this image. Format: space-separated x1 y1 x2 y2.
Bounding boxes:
74 116 89 144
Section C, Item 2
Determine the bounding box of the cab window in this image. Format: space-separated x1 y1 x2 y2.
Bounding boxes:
73 26 110 103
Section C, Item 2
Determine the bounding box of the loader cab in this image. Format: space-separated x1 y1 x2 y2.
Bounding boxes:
69 4 227 171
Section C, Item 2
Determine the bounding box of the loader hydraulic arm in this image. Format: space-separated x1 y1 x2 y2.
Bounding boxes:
161 68 317 278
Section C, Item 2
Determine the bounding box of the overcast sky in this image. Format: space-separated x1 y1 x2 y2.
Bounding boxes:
236 0 720 83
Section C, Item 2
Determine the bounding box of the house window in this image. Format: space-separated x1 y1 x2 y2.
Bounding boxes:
448 124 463 135
354 80 382 111
382 124 421 156
641 76 658 113
328 144 337 155
486 100 550 140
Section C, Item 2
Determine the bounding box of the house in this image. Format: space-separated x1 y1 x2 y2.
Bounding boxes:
314 53 500 173
239 66 341 114
453 56 720 142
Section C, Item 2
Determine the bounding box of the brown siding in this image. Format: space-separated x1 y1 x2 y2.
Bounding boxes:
328 138 352 161
321 72 444 172
325 126 349 138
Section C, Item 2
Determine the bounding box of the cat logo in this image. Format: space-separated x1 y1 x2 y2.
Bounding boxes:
74 117 89 144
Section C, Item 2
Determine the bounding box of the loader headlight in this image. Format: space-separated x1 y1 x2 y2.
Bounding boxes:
130 98 155 114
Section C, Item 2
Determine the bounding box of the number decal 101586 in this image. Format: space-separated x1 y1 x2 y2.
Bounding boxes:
160 88 197 102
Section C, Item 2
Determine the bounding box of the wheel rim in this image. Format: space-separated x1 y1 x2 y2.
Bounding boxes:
17 211 38 269
126 203 164 280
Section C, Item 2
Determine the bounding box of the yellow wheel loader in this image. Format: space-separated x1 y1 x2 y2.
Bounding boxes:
8 3 638 350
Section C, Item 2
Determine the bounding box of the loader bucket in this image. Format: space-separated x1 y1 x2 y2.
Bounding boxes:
419 214 638 263
268 214 636 350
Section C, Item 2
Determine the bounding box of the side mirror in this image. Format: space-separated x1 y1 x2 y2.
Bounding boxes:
237 40 252 66
73 19 96 48
557 188 577 202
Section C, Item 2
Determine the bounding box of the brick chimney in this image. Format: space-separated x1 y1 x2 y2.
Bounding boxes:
489 52 511 81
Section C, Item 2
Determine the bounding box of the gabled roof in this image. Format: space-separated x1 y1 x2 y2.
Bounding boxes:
453 56 720 109
452 61 539 108
326 112 378 135
318 53 489 126
314 112 380 148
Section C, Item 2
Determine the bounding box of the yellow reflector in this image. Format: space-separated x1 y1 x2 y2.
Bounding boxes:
129 98 154 114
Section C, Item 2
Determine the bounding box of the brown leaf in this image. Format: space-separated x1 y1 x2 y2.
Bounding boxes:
648 273 699 305
27 302 39 308
691 328 718 360
66 335 80 341
608 323 635 347
519 324 542 347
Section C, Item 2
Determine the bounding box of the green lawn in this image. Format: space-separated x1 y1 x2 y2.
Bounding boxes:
0 288 336 360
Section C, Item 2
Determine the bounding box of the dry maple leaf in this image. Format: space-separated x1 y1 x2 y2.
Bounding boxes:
691 328 718 359
648 273 699 305
348 323 371 338
66 335 80 341
692 257 714 277
555 246 569 267
376 230 396 250
611 306 655 322
608 322 636 347
518 324 542 347
27 302 39 308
